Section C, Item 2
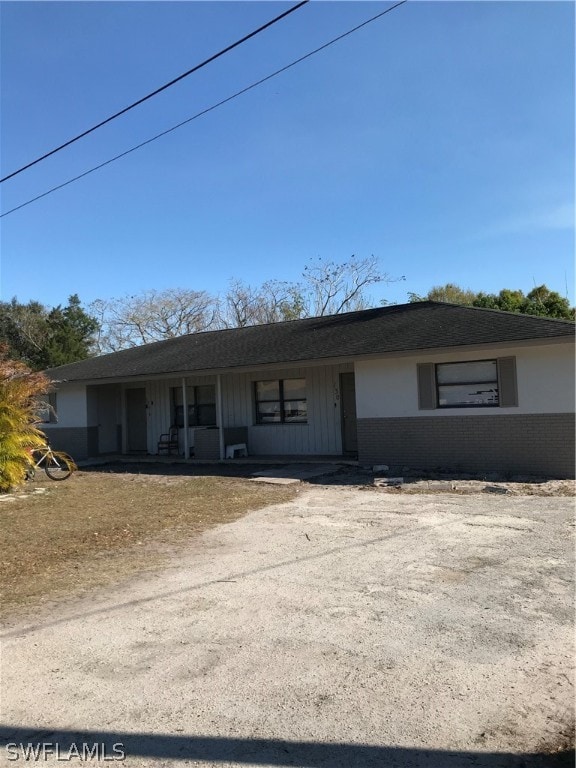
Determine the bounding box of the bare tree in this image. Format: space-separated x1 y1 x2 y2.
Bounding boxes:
220 279 304 328
90 289 217 353
302 255 402 316
89 256 402 353
222 256 402 325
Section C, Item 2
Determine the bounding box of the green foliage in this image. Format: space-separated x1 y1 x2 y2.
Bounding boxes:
410 283 477 305
0 294 99 370
413 283 575 320
43 295 100 368
473 289 526 313
0 347 49 492
474 285 575 319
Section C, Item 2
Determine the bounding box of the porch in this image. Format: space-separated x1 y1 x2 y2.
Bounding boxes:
80 362 358 462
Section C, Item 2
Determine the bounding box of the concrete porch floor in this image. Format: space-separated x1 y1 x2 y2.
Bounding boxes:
78 454 359 468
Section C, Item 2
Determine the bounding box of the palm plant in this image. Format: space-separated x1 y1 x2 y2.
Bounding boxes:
0 345 50 492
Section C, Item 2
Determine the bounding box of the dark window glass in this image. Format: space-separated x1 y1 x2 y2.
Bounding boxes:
255 379 307 424
172 385 216 426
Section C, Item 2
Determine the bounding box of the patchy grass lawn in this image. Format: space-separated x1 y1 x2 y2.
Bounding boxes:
0 467 296 618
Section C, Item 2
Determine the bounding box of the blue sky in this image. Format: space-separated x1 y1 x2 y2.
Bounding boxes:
1 1 574 310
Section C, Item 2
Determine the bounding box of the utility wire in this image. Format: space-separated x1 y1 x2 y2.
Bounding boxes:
0 0 309 183
1 0 407 219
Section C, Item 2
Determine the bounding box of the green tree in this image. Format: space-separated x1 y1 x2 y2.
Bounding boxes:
0 295 99 369
409 283 477 305
42 294 100 368
473 288 526 313
411 283 574 320
0 299 48 367
524 285 575 320
473 286 574 320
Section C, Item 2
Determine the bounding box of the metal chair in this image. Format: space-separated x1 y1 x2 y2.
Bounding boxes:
157 426 179 455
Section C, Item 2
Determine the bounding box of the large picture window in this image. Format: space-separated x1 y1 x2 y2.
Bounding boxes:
172 385 216 427
436 360 499 407
255 378 307 424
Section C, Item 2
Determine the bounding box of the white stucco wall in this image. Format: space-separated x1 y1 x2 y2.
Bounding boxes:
44 384 88 428
355 342 575 418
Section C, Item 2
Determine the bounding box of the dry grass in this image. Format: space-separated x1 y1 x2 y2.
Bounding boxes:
0 468 296 618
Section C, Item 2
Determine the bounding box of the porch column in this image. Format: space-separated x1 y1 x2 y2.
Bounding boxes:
181 378 189 458
216 373 225 460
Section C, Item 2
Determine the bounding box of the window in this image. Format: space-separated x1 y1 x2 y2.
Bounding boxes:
436 360 499 407
255 378 307 424
36 392 57 424
171 385 216 427
418 357 518 410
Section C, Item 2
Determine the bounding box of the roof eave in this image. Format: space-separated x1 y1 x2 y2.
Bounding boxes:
48 334 574 387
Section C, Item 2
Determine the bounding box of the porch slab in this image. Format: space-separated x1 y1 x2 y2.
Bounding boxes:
251 476 301 486
78 455 357 469
250 464 341 484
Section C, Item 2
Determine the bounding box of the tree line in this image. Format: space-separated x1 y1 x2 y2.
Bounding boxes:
410 283 575 320
1 256 399 368
0 256 573 371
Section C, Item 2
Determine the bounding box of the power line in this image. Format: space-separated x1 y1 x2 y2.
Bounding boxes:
1 0 407 219
0 1 309 184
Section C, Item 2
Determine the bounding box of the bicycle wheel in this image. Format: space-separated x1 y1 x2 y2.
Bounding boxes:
44 452 75 480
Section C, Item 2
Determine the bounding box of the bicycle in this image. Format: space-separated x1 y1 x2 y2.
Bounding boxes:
26 443 77 481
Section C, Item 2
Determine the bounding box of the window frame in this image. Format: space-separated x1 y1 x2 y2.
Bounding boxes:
254 378 308 425
36 392 57 424
435 359 499 409
172 385 217 428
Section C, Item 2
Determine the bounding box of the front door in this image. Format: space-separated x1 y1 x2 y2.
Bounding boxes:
340 373 358 454
126 388 148 452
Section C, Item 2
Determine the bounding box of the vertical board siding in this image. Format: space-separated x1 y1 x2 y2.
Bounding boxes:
143 377 215 454
138 365 353 456
144 379 177 454
222 363 353 455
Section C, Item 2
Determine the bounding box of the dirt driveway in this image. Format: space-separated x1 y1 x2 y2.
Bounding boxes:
1 486 573 767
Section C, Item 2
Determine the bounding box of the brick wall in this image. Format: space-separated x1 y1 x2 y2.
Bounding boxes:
45 427 95 460
357 413 575 478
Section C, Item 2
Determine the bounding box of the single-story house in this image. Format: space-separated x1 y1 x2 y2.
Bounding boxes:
43 301 575 477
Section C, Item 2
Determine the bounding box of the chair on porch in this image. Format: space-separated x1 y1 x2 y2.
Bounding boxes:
157 426 179 455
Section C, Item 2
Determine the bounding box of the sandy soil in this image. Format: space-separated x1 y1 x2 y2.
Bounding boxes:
0 470 295 617
1 486 574 767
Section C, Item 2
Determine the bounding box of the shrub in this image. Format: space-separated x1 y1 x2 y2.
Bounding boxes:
0 345 50 492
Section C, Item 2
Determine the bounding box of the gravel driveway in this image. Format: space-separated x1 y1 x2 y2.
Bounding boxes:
1 487 574 767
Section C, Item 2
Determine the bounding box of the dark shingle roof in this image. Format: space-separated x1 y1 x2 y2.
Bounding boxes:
47 301 575 383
